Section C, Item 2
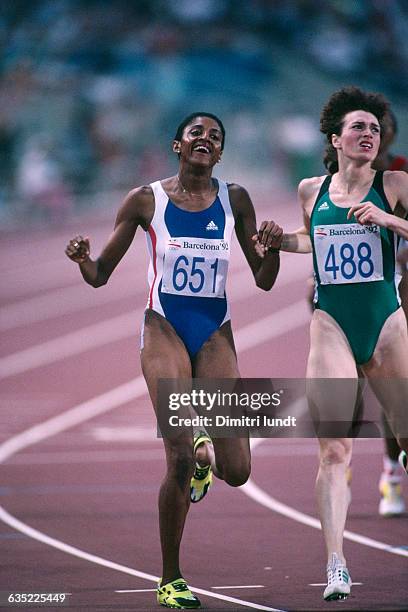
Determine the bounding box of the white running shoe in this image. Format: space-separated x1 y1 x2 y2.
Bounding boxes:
399 450 407 474
323 553 352 601
379 473 405 517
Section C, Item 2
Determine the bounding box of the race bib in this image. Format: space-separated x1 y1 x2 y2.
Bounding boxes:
162 237 229 298
314 223 383 285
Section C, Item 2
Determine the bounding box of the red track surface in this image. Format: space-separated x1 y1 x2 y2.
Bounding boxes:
1 193 407 611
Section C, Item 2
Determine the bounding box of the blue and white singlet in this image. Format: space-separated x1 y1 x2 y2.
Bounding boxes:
145 179 235 357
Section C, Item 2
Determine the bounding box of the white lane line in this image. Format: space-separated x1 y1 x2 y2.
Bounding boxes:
0 274 140 332
1 407 405 603
92 426 156 441
309 582 362 587
1 305 404 578
0 328 404 611
0 511 283 612
9 439 380 467
249 441 382 458
0 198 291 276
0 221 126 293
0 299 309 379
212 585 265 590
1 250 306 331
0 249 144 301
115 589 156 593
0 219 116 273
1 259 80 298
242 440 408 559
0 273 149 332
0 377 285 612
116 586 267 592
234 301 309 353
0 310 142 380
1 253 226 331
0 504 160 579
7 448 163 465
0 378 147 463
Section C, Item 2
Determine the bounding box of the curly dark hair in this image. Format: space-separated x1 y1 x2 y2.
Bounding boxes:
174 112 225 151
320 86 389 174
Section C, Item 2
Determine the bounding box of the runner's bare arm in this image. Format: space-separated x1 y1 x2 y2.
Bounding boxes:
279 178 316 253
280 224 311 253
229 183 282 290
65 186 154 287
348 172 408 239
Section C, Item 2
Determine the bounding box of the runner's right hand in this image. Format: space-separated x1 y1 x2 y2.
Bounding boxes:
65 235 90 263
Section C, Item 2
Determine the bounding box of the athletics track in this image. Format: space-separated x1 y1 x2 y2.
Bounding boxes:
0 191 407 611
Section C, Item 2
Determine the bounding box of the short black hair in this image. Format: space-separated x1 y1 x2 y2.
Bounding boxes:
174 112 225 150
321 86 389 174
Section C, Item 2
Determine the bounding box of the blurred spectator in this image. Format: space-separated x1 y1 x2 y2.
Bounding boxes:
0 0 407 226
166 0 229 24
16 136 72 223
276 115 321 186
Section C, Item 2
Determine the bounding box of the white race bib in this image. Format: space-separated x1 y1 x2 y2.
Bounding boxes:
314 223 383 285
162 237 229 298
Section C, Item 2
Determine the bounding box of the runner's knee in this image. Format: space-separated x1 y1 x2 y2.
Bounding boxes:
319 439 352 467
165 442 195 486
222 459 251 487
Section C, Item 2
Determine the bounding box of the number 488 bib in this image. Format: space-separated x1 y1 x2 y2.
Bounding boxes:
314 223 383 285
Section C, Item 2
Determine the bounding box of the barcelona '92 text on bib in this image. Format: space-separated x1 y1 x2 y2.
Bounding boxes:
314 223 384 285
162 237 229 298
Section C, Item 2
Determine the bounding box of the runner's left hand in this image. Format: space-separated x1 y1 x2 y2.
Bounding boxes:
347 202 389 228
252 221 283 258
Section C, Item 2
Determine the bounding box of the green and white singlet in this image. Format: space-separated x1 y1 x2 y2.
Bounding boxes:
310 171 400 365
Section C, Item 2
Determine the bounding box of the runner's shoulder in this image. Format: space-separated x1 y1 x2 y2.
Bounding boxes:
227 182 249 199
125 184 154 205
121 185 155 228
226 183 253 215
383 169 408 189
298 176 327 200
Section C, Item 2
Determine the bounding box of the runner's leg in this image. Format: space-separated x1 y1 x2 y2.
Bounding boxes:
193 321 251 486
307 310 358 565
141 310 193 584
362 308 408 453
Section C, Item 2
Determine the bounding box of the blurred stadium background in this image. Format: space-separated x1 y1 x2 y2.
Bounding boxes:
1 0 408 228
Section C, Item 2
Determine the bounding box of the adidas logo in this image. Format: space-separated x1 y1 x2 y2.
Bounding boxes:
318 201 329 211
206 220 218 231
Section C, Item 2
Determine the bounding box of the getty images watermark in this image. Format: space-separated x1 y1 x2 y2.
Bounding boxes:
156 378 406 439
157 379 302 438
166 388 296 430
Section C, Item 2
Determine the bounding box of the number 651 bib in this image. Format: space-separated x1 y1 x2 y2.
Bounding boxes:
162 237 229 298
314 223 383 285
